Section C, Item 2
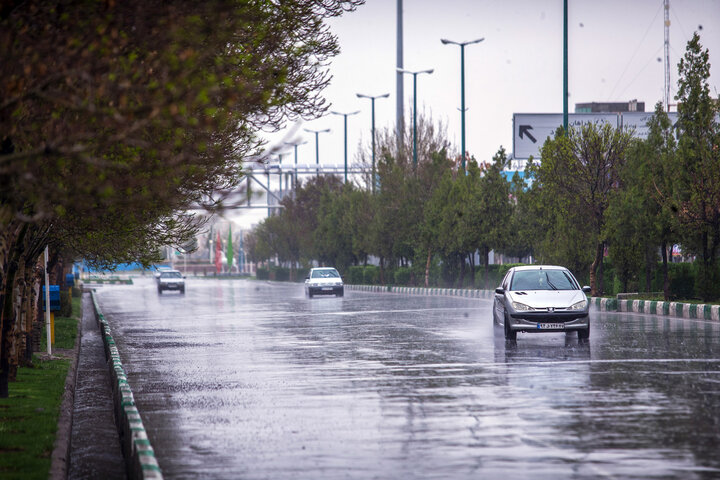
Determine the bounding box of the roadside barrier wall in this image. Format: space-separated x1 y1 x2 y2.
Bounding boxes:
90 291 163 480
346 285 720 321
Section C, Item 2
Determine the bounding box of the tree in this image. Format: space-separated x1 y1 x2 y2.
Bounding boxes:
0 0 362 397
606 103 677 297
537 123 635 295
666 33 720 301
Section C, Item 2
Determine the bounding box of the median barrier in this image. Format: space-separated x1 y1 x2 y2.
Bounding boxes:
347 285 720 322
91 291 163 480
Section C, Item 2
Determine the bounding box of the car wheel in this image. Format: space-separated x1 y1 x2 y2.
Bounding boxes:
308 290 314 298
337 288 344 297
180 287 185 294
578 320 590 341
504 313 517 341
157 287 163 294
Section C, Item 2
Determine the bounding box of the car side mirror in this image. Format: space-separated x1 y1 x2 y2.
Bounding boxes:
582 286 591 294
495 287 505 295
305 276 309 281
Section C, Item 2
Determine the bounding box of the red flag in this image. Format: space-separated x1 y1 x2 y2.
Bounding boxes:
215 231 222 274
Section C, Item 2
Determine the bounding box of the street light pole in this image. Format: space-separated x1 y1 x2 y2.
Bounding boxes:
304 128 330 177
397 68 433 171
356 93 389 193
441 37 484 173
284 140 307 190
331 110 360 183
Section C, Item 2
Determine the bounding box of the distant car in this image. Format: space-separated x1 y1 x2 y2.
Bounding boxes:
493 265 591 341
305 267 344 298
157 270 185 294
154 266 173 284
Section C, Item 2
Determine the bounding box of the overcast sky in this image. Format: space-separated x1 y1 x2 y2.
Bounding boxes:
234 0 720 228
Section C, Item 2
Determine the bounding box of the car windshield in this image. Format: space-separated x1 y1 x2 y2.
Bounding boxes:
311 269 339 279
161 271 182 278
510 269 577 291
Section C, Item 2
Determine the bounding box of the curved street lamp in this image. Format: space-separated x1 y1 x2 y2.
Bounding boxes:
330 110 360 183
397 68 433 171
441 37 484 173
356 93 389 193
303 128 331 176
284 140 307 190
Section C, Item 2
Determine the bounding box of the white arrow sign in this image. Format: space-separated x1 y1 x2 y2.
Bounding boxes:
513 113 619 159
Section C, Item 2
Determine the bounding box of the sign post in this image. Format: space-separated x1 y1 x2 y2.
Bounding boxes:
44 246 51 355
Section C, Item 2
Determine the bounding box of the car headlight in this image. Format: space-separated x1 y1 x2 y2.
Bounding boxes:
512 301 534 311
569 300 587 310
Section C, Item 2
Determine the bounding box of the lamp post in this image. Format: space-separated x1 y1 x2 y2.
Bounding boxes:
304 128 330 176
356 92 389 193
330 110 360 183
397 68 433 171
441 37 484 173
284 140 307 190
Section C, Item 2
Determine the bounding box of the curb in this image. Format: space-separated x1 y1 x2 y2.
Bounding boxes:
90 291 163 480
347 284 720 322
49 298 82 480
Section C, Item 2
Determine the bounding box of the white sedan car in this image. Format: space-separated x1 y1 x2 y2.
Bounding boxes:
493 265 591 341
305 267 344 298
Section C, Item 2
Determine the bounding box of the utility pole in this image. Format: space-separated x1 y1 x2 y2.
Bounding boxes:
396 0 404 143
664 0 671 112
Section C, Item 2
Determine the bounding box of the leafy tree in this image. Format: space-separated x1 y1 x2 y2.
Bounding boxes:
606 103 677 297
474 149 512 288
666 33 720 301
0 0 361 396
537 123 634 295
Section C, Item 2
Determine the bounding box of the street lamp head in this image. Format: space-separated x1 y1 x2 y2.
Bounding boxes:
397 68 434 75
441 37 485 46
303 128 331 134
357 92 390 100
331 110 361 116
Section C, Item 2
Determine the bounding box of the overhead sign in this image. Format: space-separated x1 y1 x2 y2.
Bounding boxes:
620 111 679 140
513 113 619 159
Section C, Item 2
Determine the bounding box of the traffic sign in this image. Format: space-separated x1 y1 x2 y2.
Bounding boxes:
620 111 679 140
513 113 619 159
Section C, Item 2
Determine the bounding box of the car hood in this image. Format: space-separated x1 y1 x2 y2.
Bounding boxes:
507 290 585 308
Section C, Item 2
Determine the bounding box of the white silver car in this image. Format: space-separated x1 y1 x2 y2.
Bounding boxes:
305 267 344 298
493 265 591 341
157 269 185 294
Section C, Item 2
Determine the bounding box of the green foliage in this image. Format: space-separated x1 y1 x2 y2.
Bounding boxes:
347 266 365 285
363 266 381 285
0 358 70 480
393 267 412 286
256 267 270 280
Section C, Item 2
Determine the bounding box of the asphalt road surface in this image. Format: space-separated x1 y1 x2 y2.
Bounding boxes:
94 277 720 479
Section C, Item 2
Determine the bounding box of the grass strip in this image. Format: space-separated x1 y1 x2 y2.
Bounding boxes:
0 295 79 479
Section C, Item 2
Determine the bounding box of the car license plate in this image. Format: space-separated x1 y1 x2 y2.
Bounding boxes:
322 287 333 291
537 323 564 329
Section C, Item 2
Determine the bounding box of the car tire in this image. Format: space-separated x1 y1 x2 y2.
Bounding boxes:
578 320 590 341
337 288 344 297
180 287 185 294
158 287 163 294
308 290 314 298
504 313 517 341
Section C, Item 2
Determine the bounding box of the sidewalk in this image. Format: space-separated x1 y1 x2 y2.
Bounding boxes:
65 292 126 479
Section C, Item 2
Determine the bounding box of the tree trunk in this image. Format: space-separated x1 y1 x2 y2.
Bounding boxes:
661 241 670 300
424 248 431 288
483 246 490 290
589 241 604 297
468 253 475 287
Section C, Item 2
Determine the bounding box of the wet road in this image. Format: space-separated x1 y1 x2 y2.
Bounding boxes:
95 278 720 479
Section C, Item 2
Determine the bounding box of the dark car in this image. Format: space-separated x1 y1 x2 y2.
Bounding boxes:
493 265 591 341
